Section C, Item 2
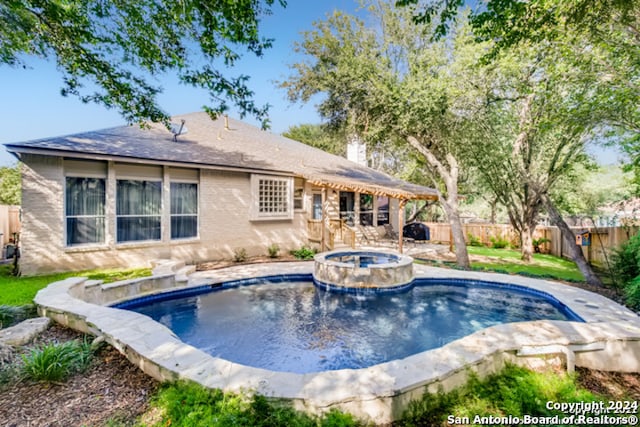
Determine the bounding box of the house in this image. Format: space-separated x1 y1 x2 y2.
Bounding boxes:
5 112 438 274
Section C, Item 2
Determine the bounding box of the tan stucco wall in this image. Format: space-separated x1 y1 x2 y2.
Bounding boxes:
19 155 308 275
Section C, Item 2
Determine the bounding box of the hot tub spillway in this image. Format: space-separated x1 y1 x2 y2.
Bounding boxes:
313 250 415 292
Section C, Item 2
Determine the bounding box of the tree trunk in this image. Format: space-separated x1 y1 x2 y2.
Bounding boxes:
520 224 534 262
442 201 470 269
489 198 498 224
543 194 603 287
406 136 470 269
406 201 433 223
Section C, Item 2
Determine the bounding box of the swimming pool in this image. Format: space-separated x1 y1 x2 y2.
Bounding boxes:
119 277 581 374
35 261 640 424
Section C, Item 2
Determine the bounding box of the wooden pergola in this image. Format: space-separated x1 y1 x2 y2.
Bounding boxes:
305 176 438 253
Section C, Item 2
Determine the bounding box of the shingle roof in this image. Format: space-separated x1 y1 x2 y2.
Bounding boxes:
5 112 438 200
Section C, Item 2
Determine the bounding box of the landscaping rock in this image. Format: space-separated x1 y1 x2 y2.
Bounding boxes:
0 317 51 346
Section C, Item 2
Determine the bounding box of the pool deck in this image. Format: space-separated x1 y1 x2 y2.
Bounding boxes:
35 261 640 424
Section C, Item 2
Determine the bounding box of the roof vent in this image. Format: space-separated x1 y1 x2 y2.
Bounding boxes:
170 120 188 142
224 115 229 130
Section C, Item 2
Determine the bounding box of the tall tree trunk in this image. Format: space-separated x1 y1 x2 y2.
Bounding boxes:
489 197 498 224
406 136 470 269
441 199 470 268
543 194 603 287
520 223 534 262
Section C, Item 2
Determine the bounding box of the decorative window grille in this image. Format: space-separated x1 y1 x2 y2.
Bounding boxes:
251 175 293 220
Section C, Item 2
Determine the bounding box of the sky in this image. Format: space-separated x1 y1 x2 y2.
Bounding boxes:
0 1 624 166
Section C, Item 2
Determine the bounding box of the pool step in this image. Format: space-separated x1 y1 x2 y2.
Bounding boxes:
175 265 196 283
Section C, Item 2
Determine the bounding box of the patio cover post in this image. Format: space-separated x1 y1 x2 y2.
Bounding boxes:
321 187 327 251
398 199 407 253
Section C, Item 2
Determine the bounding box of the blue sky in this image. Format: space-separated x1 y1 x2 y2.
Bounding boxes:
0 1 622 166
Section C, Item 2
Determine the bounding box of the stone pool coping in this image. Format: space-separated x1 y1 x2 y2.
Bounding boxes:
35 261 640 423
313 249 415 291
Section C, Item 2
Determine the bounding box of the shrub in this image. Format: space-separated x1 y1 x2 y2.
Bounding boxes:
233 248 248 263
611 231 640 286
0 361 18 386
399 364 599 425
267 244 280 259
532 237 551 253
467 233 483 247
0 304 37 329
489 235 510 249
625 276 640 310
21 338 94 382
290 246 316 260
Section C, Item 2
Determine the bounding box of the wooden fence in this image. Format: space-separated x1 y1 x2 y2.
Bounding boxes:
422 222 639 267
0 205 21 246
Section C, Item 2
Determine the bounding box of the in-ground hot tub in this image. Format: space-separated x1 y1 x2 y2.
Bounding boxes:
313 250 414 292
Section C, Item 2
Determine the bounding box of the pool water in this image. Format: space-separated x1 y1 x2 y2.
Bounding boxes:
129 281 577 374
324 253 399 266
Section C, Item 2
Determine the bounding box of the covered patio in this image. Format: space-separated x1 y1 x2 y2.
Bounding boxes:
303 174 438 253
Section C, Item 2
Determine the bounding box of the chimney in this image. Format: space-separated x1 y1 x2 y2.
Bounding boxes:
347 135 367 166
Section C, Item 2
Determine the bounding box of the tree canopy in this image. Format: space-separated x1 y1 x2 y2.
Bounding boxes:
1 0 286 127
398 0 640 191
0 165 20 205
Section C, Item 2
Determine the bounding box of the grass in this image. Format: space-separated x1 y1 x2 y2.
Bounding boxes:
0 264 152 306
139 381 359 427
399 364 603 426
106 364 619 426
466 246 585 282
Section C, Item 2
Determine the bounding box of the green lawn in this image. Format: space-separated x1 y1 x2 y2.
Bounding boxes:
466 246 585 282
0 264 152 306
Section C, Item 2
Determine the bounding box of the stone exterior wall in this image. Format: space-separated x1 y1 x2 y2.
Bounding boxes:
20 155 309 274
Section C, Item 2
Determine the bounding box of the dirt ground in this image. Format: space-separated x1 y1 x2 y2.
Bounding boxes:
1 254 638 426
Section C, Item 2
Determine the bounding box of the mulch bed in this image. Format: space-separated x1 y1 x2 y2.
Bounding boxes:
0 324 158 427
577 367 640 401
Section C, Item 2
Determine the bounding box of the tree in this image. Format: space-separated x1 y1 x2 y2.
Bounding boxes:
283 124 346 157
1 0 286 128
400 0 640 195
469 40 607 284
282 3 500 268
0 165 21 205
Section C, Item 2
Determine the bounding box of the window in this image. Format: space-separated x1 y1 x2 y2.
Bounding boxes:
312 193 323 220
116 180 162 242
293 178 304 210
65 177 106 246
360 194 374 226
251 175 293 220
171 182 198 239
377 196 390 225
